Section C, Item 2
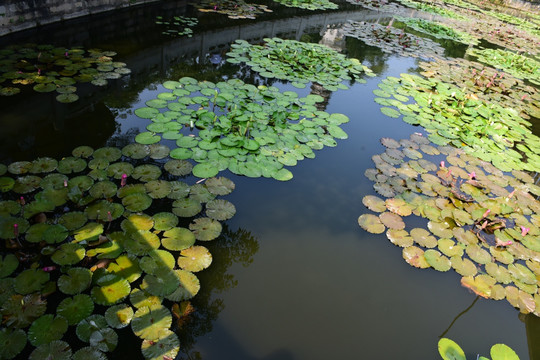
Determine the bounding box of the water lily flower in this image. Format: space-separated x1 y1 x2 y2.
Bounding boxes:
43 266 56 272
482 209 491 218
13 224 19 237
19 196 25 205
440 161 445 168
508 189 515 198
107 211 112 222
521 94 527 100
121 173 127 187
64 179 68 187
468 171 476 180
521 226 530 236
496 238 513 247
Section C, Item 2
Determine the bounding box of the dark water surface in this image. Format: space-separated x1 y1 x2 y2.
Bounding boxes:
0 0 536 359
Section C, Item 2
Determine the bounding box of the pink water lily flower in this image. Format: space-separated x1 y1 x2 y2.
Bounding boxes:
13 224 19 237
121 173 127 187
521 226 530 236
440 161 445 168
468 171 476 180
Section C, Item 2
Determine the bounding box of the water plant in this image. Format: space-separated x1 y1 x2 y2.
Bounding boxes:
359 133 540 316
341 21 445 59
466 48 540 85
193 0 272 19
394 16 479 45
418 58 540 119
438 338 520 359
226 38 375 90
373 73 540 172
0 44 130 102
394 0 468 20
156 15 198 37
133 76 355 180
345 0 406 12
271 0 338 10
0 144 236 359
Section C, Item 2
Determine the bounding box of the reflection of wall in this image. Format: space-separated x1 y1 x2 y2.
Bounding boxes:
0 0 161 35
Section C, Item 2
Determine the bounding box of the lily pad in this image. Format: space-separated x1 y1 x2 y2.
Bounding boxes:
28 314 68 346
177 245 213 272
358 214 385 234
0 328 27 359
0 254 19 278
14 269 49 295
162 227 196 251
91 274 131 306
141 267 180 297
189 217 222 241
57 294 94 325
1 293 47 328
206 199 236 220
105 303 134 329
165 269 200 301
141 329 180 360
58 267 92 294
51 243 85 265
131 305 172 340
29 340 72 360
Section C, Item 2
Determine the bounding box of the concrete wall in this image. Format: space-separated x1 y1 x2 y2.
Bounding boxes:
0 0 160 35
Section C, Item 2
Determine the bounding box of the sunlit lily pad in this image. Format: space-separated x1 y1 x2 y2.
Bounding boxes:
130 288 162 309
379 211 405 230
123 230 160 256
358 214 385 234
165 269 200 301
403 246 430 268
51 243 85 265
107 254 142 283
424 249 451 272
386 229 413 247
177 245 213 272
131 305 172 340
139 250 176 275
141 329 180 360
461 274 497 299
91 274 131 306
122 213 154 232
105 303 134 329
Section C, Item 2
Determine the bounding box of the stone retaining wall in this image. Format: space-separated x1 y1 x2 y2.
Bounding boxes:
0 0 160 36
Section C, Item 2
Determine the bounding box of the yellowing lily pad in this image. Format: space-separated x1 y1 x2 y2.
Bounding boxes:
177 245 213 272
358 214 385 234
403 246 430 268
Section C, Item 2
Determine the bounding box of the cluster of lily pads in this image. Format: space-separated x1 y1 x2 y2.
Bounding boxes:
466 47 540 86
156 15 198 37
0 144 237 359
226 38 375 91
133 76 356 181
193 0 273 19
345 0 410 13
359 133 540 315
393 16 479 45
0 44 130 102
418 58 540 119
374 73 540 172
271 0 338 10
439 338 520 360
341 21 445 59
394 0 468 20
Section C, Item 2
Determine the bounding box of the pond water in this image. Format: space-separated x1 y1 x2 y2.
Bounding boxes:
1 0 539 359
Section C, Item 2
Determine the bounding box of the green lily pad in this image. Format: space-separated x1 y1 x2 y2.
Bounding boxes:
205 177 235 195
73 347 107 360
122 213 154 232
164 269 200 301
139 250 176 275
131 305 172 340
107 254 142 283
76 314 107 342
132 164 162 181
57 293 94 325
57 156 87 174
0 254 19 278
189 217 222 241
141 267 180 297
192 163 219 178
14 268 50 295
105 303 134 329
164 159 193 176
1 293 47 328
424 249 451 272
58 211 88 231
162 227 196 251
206 199 236 220
0 328 27 359
124 230 160 256
438 338 466 360
29 340 72 360
177 245 212 272
122 192 153 212
51 243 85 265
28 314 68 346
74 222 104 243
152 212 178 231
130 288 162 309
91 274 131 306
72 145 94 158
141 329 180 360
58 267 92 294
461 274 497 299
173 198 202 217
145 180 172 199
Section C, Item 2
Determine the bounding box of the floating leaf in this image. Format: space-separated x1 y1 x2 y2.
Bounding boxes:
0 328 27 359
29 340 72 360
14 269 49 295
403 246 430 268
177 245 212 272
91 274 131 306
358 214 385 234
141 329 180 360
57 294 94 325
131 305 172 340
28 314 68 346
57 267 92 295
51 243 85 265
165 269 200 301
105 303 134 329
